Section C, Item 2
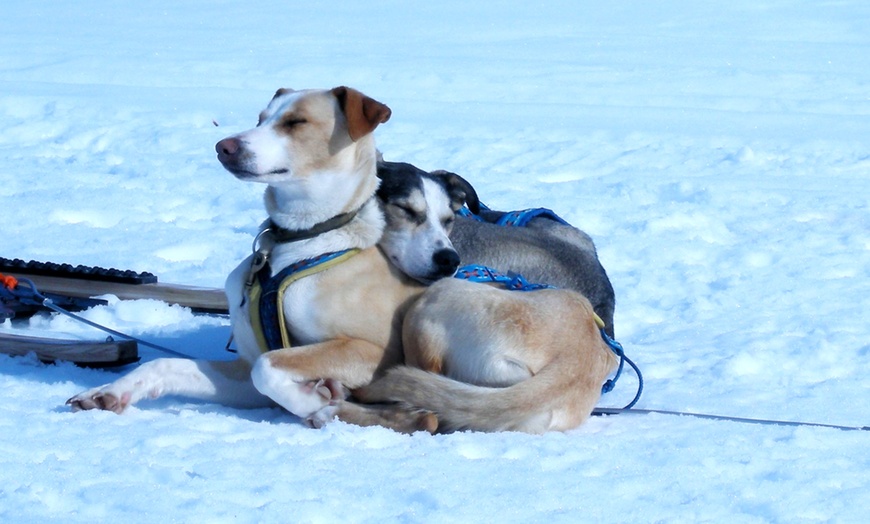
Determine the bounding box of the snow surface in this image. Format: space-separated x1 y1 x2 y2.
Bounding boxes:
2 1 869 522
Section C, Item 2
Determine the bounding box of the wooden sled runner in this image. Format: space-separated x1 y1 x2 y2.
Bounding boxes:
0 333 139 367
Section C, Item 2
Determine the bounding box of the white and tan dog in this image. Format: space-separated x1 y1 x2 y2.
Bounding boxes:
68 86 434 431
68 86 616 434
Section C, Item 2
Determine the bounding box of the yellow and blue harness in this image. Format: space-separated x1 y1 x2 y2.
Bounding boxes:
245 247 359 352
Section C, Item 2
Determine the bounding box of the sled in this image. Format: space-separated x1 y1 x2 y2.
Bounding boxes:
0 257 228 314
1 257 228 366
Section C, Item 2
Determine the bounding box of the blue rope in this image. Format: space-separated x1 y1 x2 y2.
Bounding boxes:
457 206 485 221
454 264 555 292
600 329 643 409
457 206 571 228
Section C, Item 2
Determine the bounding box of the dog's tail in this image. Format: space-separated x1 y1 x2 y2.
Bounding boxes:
356 343 616 434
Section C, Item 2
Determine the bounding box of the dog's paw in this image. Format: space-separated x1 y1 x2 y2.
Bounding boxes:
304 378 349 402
416 412 439 434
251 358 351 418
306 403 339 429
381 408 439 434
67 387 131 414
302 379 347 428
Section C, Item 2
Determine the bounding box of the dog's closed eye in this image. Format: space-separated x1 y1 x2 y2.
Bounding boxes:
281 118 307 129
392 203 425 224
394 204 417 217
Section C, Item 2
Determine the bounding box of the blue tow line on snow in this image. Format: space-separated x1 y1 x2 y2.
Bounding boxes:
599 330 643 409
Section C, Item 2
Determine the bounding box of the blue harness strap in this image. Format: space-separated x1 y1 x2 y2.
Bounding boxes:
253 249 357 352
457 206 485 221
457 206 571 228
495 207 571 227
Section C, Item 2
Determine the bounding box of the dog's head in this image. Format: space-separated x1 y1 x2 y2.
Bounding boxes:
215 87 391 186
376 161 479 284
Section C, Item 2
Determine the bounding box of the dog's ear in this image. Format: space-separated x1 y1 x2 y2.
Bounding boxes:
259 89 296 125
331 86 392 141
272 88 294 100
433 170 480 214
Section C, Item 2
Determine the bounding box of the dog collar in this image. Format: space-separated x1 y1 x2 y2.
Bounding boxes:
268 209 359 243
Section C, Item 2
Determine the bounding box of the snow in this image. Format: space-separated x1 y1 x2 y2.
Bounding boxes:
1 1 868 522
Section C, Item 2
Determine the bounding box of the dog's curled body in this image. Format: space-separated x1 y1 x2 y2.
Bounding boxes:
376 160 616 337
357 278 618 433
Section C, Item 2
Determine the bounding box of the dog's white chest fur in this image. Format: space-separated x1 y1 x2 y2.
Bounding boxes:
280 276 329 344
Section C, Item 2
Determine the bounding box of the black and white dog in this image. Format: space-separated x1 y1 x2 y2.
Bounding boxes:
375 160 616 336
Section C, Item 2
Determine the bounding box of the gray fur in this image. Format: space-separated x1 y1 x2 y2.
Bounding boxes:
450 217 615 336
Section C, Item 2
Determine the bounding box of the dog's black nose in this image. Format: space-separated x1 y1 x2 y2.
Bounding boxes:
432 248 460 277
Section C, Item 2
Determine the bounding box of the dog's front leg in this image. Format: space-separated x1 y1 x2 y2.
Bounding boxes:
251 338 394 421
67 358 270 413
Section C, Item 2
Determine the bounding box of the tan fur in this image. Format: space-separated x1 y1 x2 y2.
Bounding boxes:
356 278 619 434
332 86 393 141
257 248 424 387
